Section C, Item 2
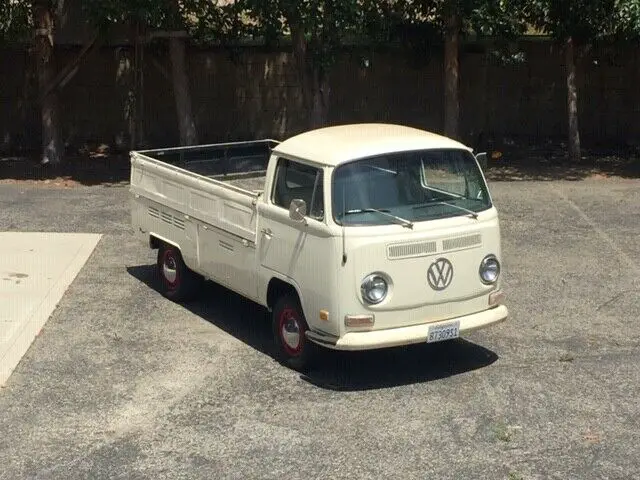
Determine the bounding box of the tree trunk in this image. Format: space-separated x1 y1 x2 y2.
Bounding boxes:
565 36 581 162
444 10 461 140
309 70 329 129
169 37 197 145
289 20 313 130
288 14 329 130
34 0 62 164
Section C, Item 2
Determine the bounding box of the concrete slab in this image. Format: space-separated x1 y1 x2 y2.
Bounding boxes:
0 232 102 385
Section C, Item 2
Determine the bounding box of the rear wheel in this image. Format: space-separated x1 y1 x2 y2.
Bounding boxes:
272 294 316 372
157 243 202 302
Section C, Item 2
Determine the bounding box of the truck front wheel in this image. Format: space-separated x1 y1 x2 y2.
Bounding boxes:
272 294 316 372
157 243 202 302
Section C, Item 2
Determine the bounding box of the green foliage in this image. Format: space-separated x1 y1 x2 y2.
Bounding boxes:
81 0 235 45
0 1 33 43
390 0 527 39
374 0 527 66
238 0 373 71
179 0 243 45
82 0 172 30
514 0 640 44
465 0 527 39
615 0 640 38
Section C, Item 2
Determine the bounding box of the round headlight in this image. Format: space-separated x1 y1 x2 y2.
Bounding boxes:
479 255 500 284
361 274 389 304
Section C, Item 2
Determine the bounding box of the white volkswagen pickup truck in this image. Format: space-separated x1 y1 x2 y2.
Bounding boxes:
130 123 507 371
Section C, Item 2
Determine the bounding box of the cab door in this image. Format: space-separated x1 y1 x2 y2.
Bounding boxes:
257 157 332 311
258 156 326 273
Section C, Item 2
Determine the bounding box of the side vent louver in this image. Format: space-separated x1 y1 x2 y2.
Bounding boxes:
160 211 173 224
388 241 437 260
149 207 185 230
173 217 185 230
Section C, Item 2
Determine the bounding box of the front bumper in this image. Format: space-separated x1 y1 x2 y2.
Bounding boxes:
306 305 508 351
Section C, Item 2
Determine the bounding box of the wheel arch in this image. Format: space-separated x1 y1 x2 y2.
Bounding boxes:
266 277 303 312
149 233 180 251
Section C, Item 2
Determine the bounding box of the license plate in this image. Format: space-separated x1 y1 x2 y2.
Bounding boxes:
427 320 460 343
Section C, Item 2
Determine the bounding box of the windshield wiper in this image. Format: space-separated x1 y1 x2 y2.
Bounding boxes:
423 185 466 199
423 186 484 203
413 201 479 220
344 208 414 229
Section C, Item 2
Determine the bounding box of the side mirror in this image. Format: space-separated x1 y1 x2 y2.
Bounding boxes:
289 198 307 223
475 152 488 170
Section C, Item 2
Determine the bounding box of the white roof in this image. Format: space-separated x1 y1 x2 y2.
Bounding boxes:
272 123 472 167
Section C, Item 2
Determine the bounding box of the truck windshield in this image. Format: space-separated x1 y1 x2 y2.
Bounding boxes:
332 149 491 226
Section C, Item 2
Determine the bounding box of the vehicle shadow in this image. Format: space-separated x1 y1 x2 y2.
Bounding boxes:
301 339 498 391
127 264 274 354
127 264 499 391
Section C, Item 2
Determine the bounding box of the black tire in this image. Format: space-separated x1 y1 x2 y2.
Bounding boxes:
157 243 203 302
272 293 316 372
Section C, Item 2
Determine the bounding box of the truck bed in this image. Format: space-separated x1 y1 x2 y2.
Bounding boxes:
223 172 267 192
134 139 278 195
130 139 279 245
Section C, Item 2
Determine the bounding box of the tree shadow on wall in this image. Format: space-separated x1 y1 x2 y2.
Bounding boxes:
126 263 500 392
480 141 640 181
0 152 131 187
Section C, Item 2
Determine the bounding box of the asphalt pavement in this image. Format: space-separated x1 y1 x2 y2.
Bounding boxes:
0 177 639 480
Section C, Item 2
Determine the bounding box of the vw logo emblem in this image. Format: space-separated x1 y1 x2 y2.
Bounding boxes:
427 258 454 291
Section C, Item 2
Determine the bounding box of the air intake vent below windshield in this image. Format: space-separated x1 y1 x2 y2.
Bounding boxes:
442 234 482 252
387 241 437 260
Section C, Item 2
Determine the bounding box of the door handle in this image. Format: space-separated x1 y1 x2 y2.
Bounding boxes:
261 227 273 236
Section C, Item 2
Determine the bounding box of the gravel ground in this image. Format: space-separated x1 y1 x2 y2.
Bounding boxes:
0 178 639 480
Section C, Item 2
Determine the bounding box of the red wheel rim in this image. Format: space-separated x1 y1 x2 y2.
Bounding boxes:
278 306 304 356
162 249 180 290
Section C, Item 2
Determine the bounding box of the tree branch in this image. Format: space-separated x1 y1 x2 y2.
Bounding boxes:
40 32 100 101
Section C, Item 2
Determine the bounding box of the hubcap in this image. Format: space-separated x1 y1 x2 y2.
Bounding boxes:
163 253 178 285
280 308 302 354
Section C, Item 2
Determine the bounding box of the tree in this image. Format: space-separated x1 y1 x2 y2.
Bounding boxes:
177 0 242 141
167 1 197 146
1 0 231 155
0 1 31 42
84 0 216 147
239 0 366 130
443 1 462 139
394 0 525 141
0 1 33 154
517 0 640 162
33 0 63 164
1 0 64 164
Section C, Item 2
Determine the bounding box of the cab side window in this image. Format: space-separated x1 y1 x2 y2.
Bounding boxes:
272 158 324 221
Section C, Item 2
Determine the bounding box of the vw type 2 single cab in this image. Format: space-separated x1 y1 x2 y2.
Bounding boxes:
130 123 508 371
